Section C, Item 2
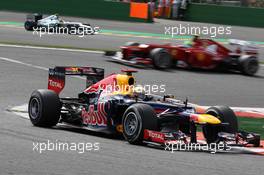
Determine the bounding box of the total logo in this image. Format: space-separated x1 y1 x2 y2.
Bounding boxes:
81 103 107 126
147 130 164 140
48 79 62 88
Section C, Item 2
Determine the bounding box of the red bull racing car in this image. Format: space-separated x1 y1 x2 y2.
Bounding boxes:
28 66 261 153
104 38 259 76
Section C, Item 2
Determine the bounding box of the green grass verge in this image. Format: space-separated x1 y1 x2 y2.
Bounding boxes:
238 117 264 138
196 117 264 138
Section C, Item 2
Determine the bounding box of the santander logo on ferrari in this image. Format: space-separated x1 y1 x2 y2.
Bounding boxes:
81 103 107 126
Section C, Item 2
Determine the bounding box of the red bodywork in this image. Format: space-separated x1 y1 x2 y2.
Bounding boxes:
121 39 258 69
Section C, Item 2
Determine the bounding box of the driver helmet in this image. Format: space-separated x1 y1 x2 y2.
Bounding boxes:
192 34 199 42
132 85 147 100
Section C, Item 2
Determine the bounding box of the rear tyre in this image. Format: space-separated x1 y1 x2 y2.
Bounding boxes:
203 106 238 143
66 25 76 34
122 104 159 144
24 21 36 31
28 89 61 127
150 48 172 69
239 56 259 76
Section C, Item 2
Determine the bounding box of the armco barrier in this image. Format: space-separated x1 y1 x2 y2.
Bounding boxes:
0 0 149 22
186 3 264 28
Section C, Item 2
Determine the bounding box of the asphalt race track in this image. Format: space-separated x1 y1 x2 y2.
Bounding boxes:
0 11 264 175
0 11 264 61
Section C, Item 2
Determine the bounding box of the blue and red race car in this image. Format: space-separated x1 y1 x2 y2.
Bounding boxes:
28 66 260 152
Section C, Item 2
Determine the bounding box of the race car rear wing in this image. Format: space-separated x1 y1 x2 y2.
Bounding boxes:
229 39 258 54
48 66 104 94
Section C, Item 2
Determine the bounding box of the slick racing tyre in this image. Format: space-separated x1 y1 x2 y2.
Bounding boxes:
239 56 259 76
104 51 117 56
150 48 172 69
122 104 158 144
28 89 61 127
66 24 76 34
124 42 140 46
24 21 36 31
203 106 238 144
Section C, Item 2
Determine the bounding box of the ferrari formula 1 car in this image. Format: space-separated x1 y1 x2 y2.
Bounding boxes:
24 13 99 35
104 38 259 76
28 66 260 152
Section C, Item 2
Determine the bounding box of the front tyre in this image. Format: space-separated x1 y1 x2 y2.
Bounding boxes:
203 106 238 143
122 104 158 144
28 89 61 127
150 48 172 69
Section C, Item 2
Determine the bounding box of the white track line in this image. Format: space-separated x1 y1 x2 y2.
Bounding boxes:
0 56 48 71
0 56 85 80
7 104 29 119
0 43 104 54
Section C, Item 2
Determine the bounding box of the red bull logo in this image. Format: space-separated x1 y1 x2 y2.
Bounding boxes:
81 103 107 126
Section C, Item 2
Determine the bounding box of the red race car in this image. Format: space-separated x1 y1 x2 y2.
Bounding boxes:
105 38 259 76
